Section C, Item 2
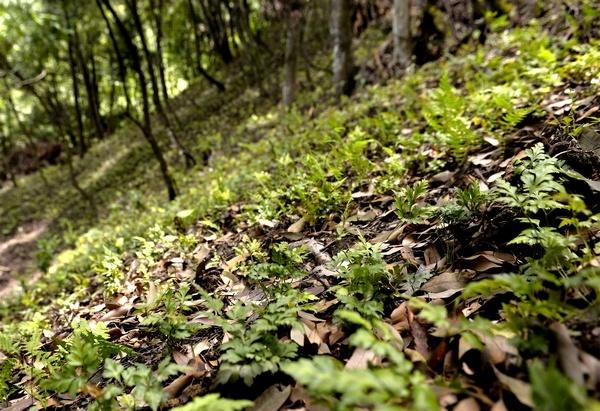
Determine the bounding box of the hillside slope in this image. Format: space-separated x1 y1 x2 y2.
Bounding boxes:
1 21 600 411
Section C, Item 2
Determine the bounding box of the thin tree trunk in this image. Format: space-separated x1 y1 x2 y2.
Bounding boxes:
62 0 87 156
100 0 177 200
187 0 225 91
67 38 86 155
127 0 195 168
330 0 354 96
392 0 412 67
96 0 132 112
198 0 233 64
152 0 169 103
282 8 302 107
64 142 98 220
151 0 184 131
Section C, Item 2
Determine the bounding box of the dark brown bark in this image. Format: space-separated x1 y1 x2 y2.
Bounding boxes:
127 0 195 168
100 0 177 200
330 0 355 96
62 1 87 155
187 0 226 91
67 37 87 155
282 4 303 107
198 0 233 64
96 0 132 112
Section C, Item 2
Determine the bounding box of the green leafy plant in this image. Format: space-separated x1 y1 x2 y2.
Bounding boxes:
422 73 480 160
216 290 315 385
138 283 200 340
35 235 61 272
246 242 307 293
394 180 434 223
463 144 599 353
283 316 438 411
332 240 391 318
495 143 566 214
46 321 131 396
93 357 184 411
529 360 593 411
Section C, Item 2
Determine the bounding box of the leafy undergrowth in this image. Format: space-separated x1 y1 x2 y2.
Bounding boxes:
1 22 600 411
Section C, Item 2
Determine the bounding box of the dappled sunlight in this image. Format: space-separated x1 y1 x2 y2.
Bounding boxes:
80 143 133 190
1 1 599 410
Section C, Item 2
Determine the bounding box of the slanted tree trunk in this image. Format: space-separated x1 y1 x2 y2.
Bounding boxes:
392 0 412 67
96 0 132 112
330 0 354 96
187 0 226 91
61 1 87 153
282 5 303 107
99 0 178 200
127 0 195 168
0 109 17 187
198 0 233 64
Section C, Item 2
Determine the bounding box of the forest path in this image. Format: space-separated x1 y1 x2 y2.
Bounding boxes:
0 220 47 297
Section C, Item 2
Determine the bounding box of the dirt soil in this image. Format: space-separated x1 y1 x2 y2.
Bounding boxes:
0 220 47 297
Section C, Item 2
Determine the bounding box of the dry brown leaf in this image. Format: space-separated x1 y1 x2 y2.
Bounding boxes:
4 396 34 411
454 397 480 411
487 171 504 183
424 245 442 266
99 303 133 321
407 308 429 359
551 322 585 386
290 328 305 346
224 254 247 270
192 339 211 355
490 400 509 411
164 374 194 399
469 151 494 166
421 271 467 293
173 350 190 366
164 356 208 398
577 105 599 121
346 209 379 223
484 136 501 147
105 295 128 309
287 217 306 233
195 243 211 261
400 246 419 266
426 288 463 299
289 385 329 411
298 311 324 322
478 334 518 365
404 348 427 363
351 182 375 199
317 343 331 354
328 325 345 345
462 300 482 318
345 348 377 369
390 302 408 324
249 384 291 411
492 367 533 407
432 170 456 183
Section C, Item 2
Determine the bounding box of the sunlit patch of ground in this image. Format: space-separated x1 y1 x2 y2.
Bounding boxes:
0 220 47 297
80 143 133 190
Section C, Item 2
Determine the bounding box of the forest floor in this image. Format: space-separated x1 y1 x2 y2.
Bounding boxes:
1 19 600 411
0 221 46 297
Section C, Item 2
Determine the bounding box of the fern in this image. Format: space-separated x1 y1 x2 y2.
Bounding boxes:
422 73 480 161
495 143 567 214
394 180 434 223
